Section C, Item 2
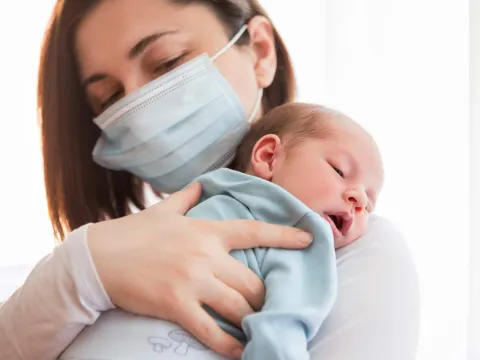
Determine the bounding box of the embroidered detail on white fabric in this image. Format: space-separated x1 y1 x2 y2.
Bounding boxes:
148 330 208 357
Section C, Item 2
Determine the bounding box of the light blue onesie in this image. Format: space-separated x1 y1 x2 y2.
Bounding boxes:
60 168 337 360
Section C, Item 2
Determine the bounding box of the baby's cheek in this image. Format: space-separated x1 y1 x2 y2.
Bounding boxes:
351 216 369 241
356 215 369 235
334 235 355 249
336 218 367 249
282 178 318 207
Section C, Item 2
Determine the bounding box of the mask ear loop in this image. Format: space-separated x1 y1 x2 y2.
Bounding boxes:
247 88 264 123
211 24 263 124
211 24 249 61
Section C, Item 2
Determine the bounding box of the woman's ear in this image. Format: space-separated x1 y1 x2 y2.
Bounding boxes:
250 134 283 180
247 16 277 89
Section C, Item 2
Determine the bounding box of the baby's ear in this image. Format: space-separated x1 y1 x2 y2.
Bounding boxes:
250 134 283 180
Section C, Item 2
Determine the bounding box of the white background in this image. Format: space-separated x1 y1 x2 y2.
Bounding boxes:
0 1 476 359
469 0 479 358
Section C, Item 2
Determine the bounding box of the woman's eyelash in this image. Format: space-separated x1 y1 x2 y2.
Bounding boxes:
165 57 180 68
156 59 177 71
154 55 185 72
97 53 189 112
99 91 122 111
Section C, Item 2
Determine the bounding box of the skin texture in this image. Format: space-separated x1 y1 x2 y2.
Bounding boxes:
249 117 384 249
75 0 276 117
76 1 309 358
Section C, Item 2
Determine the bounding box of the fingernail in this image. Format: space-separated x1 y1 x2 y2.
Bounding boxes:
232 346 244 359
185 182 199 191
297 231 313 245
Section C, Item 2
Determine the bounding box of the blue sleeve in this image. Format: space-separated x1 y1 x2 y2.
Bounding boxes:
241 212 337 360
186 194 255 221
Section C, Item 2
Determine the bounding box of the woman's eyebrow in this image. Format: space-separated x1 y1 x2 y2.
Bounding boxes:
82 30 178 89
128 30 177 60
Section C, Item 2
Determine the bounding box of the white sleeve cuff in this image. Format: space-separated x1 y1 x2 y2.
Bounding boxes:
59 223 114 312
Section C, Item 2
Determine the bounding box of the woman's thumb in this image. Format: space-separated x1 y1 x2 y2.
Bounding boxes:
158 182 202 215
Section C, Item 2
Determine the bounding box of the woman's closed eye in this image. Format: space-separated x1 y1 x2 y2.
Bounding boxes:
153 53 187 74
98 91 123 112
95 55 187 112
93 51 190 113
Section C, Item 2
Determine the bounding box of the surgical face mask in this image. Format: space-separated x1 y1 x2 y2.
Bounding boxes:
92 25 263 193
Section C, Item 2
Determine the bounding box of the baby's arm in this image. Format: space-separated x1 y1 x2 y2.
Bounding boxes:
241 212 337 360
187 197 338 360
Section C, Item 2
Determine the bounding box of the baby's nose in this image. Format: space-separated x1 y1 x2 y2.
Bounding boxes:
343 185 368 211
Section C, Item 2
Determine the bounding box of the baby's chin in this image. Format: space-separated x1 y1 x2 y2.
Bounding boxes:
334 234 360 249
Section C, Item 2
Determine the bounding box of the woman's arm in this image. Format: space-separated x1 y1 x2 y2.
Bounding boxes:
309 215 420 360
0 225 113 360
0 183 311 360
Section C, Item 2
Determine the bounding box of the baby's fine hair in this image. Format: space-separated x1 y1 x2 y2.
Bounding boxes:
231 102 346 172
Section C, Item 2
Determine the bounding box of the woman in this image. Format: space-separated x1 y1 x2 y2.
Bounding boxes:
0 0 420 359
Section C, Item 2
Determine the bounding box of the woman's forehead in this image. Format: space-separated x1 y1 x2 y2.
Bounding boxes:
74 0 225 78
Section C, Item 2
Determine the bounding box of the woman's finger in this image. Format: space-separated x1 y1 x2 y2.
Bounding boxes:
200 277 255 328
214 219 313 251
156 182 202 214
174 303 244 359
211 255 265 311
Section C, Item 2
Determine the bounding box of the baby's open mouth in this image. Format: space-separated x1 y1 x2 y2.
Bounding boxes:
324 212 353 236
328 215 343 230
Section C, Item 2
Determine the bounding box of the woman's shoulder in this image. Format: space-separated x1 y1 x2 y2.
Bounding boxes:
337 214 412 260
334 214 419 295
309 214 420 360
335 213 418 289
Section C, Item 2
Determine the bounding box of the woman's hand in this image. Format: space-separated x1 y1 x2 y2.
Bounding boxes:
87 182 312 359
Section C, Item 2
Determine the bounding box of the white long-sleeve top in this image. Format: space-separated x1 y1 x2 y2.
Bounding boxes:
0 214 419 360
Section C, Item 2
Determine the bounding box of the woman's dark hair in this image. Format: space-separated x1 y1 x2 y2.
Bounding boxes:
39 0 296 240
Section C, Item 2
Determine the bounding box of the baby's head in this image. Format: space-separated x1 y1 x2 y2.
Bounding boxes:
231 103 384 249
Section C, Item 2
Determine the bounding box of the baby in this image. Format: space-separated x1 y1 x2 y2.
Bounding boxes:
60 103 383 360
230 102 383 249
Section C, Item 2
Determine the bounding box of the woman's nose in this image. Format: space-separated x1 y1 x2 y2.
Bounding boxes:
124 81 146 97
123 72 154 96
343 185 368 211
